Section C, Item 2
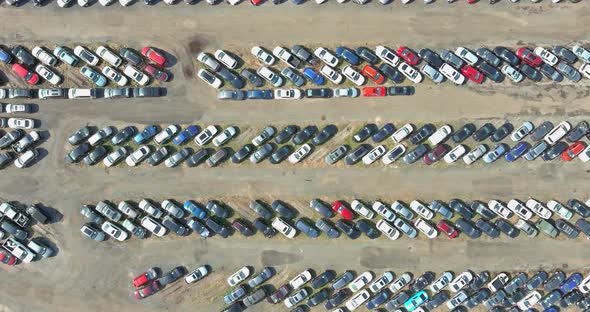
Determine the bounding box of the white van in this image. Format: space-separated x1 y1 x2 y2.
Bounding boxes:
68 88 96 99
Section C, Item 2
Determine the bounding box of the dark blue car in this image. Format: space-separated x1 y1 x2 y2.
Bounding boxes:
134 125 158 144
335 47 360 66
173 125 199 146
505 142 530 162
183 200 207 219
0 48 12 63
303 68 324 85
246 90 273 100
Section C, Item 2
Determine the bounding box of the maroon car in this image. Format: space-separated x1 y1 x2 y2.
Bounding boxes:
231 219 254 236
134 280 160 299
267 284 291 304
0 250 16 266
144 64 169 82
423 144 449 165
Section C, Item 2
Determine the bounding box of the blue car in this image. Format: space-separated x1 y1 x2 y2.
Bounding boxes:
335 47 360 66
504 141 530 162
404 290 428 312
246 90 273 100
560 273 583 293
134 125 157 144
0 48 12 63
303 68 324 85
173 125 199 146
183 200 207 219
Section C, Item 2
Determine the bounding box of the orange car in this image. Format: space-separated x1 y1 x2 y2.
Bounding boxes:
361 65 385 84
562 141 586 161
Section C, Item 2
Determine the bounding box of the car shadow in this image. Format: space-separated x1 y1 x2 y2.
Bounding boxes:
27 147 48 168
34 203 63 224
160 50 178 69
35 237 59 258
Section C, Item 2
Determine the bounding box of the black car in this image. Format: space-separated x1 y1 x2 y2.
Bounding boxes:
567 199 590 218
312 124 337 145
372 123 395 143
441 50 465 69
232 219 254 237
449 199 475 220
356 47 378 64
386 291 410 310
312 270 337 289
68 126 92 145
404 144 428 164
325 289 351 309
470 271 491 291
336 219 361 239
553 46 577 64
249 200 273 220
470 200 496 220
159 266 185 287
478 63 504 82
504 273 528 294
531 121 554 141
367 290 391 309
452 123 476 143
271 200 296 219
426 291 450 310
491 123 513 142
484 290 507 310
410 124 436 144
269 145 292 164
476 48 501 67
495 219 519 238
473 123 496 141
561 290 583 307
12 46 35 66
539 63 564 82
240 69 264 87
576 219 590 236
307 288 330 307
410 271 435 292
466 288 490 309
419 48 444 68
275 125 298 144
520 64 542 82
293 125 317 145
345 144 371 165
493 47 520 66
353 124 378 142
218 68 245 89
556 219 580 239
65 143 91 163
567 121 589 142
111 126 136 145
456 218 481 239
133 87 162 98
306 88 332 98
120 48 143 65
187 148 209 167
292 45 318 65
379 63 404 83
252 218 276 238
83 146 107 165
0 152 14 168
147 147 168 166
545 271 566 291
355 220 379 239
542 141 568 161
162 216 189 236
205 218 230 238
388 86 415 96
476 219 500 238
1 220 27 240
526 271 548 291
205 200 230 218
231 144 253 164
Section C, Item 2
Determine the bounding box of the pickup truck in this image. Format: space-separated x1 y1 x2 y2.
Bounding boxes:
2 238 35 263
0 202 30 227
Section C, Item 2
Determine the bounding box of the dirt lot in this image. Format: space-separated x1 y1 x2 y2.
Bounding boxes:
1 3 590 312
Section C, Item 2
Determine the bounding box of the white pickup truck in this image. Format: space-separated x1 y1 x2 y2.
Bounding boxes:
2 238 35 263
0 203 30 227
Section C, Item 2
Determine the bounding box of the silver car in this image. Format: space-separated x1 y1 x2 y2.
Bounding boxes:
252 126 276 147
420 64 443 83
250 143 273 164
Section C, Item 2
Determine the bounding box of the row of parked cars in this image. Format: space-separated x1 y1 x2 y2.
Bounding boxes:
198 44 590 91
222 268 590 312
0 202 55 265
0 87 163 99
0 44 170 87
132 265 210 299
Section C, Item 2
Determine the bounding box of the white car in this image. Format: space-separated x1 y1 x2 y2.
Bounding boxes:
546 199 574 220
102 66 128 86
342 66 365 86
362 145 386 165
515 220 538 237
119 0 133 6
372 201 396 222
511 122 534 141
579 275 590 293
285 289 308 308
382 144 406 165
124 65 149 86
524 199 552 219
251 46 275 65
409 200 433 220
507 199 533 220
7 118 34 129
376 219 400 240
414 219 437 239
139 199 163 219
227 266 251 287
155 125 180 145
288 144 311 164
444 145 466 164
184 266 209 284
573 45 590 63
431 272 453 293
35 65 61 85
348 271 374 292
488 273 509 292
14 149 38 168
74 46 99 66
320 65 343 84
32 47 58 66
274 89 302 100
141 216 167 237
346 290 370 311
289 270 312 289
214 49 237 69
273 47 299 68
351 200 375 219
517 291 541 311
428 125 452 145
391 124 414 143
334 88 359 98
88 126 114 146
533 47 559 66
125 145 151 166
389 273 412 292
398 62 423 83
96 46 122 67
101 221 128 241
314 47 339 67
370 272 395 293
455 47 479 66
502 64 524 83
439 63 465 85
272 217 296 239
195 125 218 146
375 46 400 67
212 126 238 147
487 200 513 219
197 69 222 88
581 63 590 79
5 104 30 114
449 271 473 292
544 121 571 144
103 147 129 167
463 144 487 165
257 67 283 87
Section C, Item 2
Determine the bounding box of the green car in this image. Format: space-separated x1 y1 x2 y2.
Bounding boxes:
536 219 558 238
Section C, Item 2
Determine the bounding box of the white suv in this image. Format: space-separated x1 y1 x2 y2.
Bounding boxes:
428 125 452 145
544 121 571 144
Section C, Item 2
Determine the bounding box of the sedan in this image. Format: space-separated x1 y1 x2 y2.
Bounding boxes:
12 64 39 85
517 47 543 67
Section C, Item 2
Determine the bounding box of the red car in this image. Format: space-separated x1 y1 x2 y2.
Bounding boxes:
361 65 385 84
134 280 160 299
396 46 419 65
332 201 353 220
516 47 542 67
250 0 263 4
461 65 483 84
0 250 16 266
141 47 166 67
133 267 158 288
362 86 387 97
144 64 169 82
562 141 586 161
12 64 39 85
437 220 458 239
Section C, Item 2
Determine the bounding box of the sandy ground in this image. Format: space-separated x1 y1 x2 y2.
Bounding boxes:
0 3 590 312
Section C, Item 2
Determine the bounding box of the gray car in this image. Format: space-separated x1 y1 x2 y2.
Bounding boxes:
95 201 122 222
217 90 246 101
476 48 501 67
162 216 189 236
243 288 267 308
315 218 340 239
441 50 465 69
206 148 227 167
250 143 273 163
83 146 107 165
248 267 275 288
165 148 190 168
249 200 273 220
404 144 428 164
1 219 27 240
281 67 305 87
80 223 106 241
393 218 417 238
252 126 276 146
224 285 247 305
332 271 355 290
240 69 263 87
325 145 348 165
429 200 453 220
309 199 333 218
80 205 104 224
524 141 548 161
556 62 581 82
0 130 23 149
